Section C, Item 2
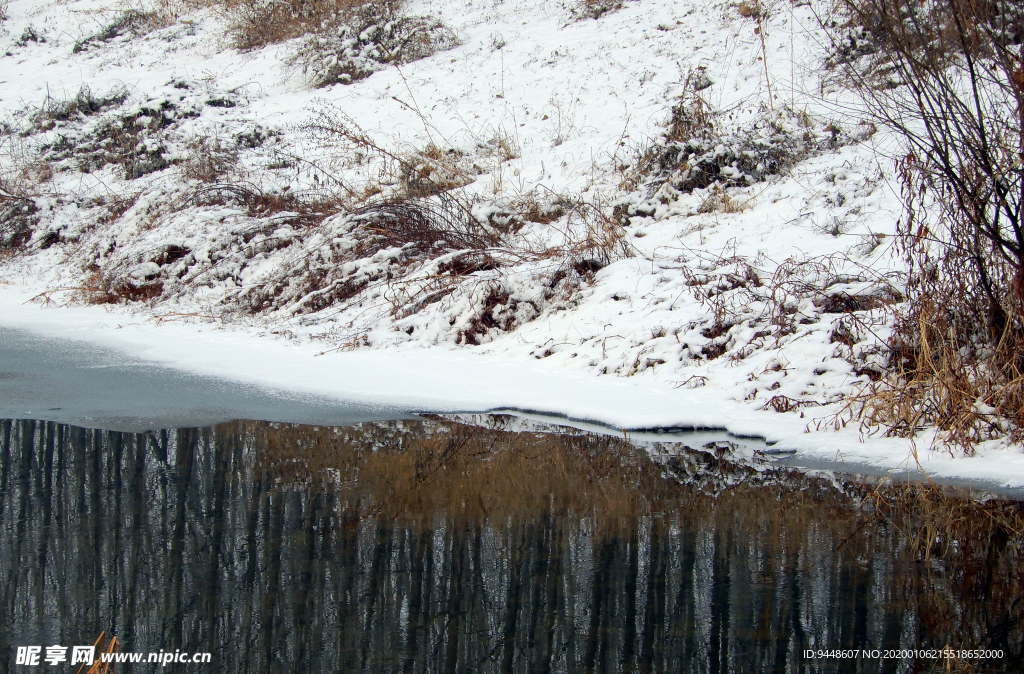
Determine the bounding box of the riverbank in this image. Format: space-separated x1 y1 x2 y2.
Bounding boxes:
2 0 1023 491
3 280 1024 494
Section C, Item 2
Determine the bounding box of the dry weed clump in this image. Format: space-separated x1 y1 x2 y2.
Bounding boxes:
189 181 340 227
72 10 162 53
235 194 496 316
223 0 457 84
567 0 624 21
222 0 372 50
291 3 458 87
619 74 874 222
31 83 262 185
398 144 477 198
65 266 165 305
823 0 1024 449
31 84 129 130
32 86 195 180
306 106 527 207
179 134 239 183
676 250 900 377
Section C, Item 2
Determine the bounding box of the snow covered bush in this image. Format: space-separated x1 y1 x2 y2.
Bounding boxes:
567 0 625 21
0 200 37 251
180 134 239 183
290 3 458 87
619 80 873 222
72 10 161 53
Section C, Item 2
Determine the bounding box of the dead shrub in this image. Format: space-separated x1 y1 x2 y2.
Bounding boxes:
180 134 239 183
0 132 50 250
654 108 860 195
291 2 458 87
72 10 161 53
222 0 371 50
620 73 873 221
353 193 493 251
32 84 129 130
826 0 1024 79
680 251 900 370
826 0 1024 449
0 199 38 250
190 181 340 228
456 284 537 345
223 0 456 84
238 194 494 316
567 0 624 20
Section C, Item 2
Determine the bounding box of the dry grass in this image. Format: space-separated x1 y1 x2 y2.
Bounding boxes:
696 184 747 213
179 134 239 183
221 0 381 50
72 10 163 53
842 300 1024 448
568 0 624 20
823 0 1024 450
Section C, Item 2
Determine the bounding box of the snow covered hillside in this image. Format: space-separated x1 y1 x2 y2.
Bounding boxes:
3 0 1015 476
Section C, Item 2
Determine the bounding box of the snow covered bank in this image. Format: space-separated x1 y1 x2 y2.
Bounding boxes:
1 0 1022 484
3 281 1024 493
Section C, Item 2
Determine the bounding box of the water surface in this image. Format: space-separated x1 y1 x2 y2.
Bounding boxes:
1 416 1021 673
0 326 411 430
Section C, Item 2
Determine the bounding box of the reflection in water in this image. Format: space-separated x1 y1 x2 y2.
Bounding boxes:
0 417 1022 673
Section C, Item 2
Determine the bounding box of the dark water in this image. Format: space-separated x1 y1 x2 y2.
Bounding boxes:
1 416 1022 673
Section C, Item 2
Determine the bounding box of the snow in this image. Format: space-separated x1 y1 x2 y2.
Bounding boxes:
1 0 1022 488
3 280 1024 494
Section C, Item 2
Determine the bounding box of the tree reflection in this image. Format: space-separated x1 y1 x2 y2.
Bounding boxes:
0 417 1021 673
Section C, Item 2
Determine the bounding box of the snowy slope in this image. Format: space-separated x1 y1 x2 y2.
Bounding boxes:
1 0 1019 480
